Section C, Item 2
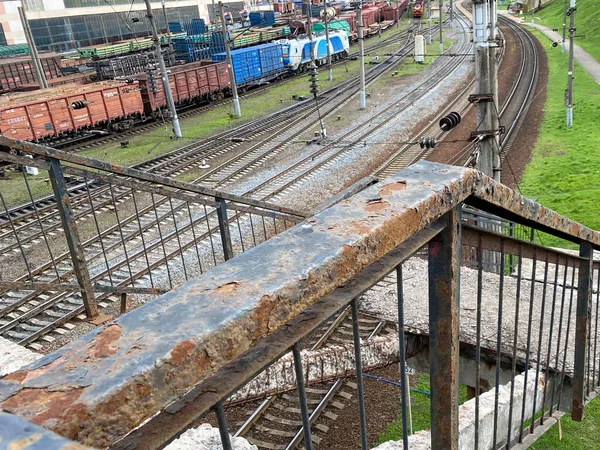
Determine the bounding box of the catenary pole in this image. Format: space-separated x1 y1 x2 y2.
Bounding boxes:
323 0 333 80
473 0 500 180
561 0 567 52
566 0 576 127
17 5 47 89
439 0 443 54
144 0 182 138
219 1 241 117
449 0 453 27
427 0 432 44
357 2 366 109
161 0 175 64
306 0 315 64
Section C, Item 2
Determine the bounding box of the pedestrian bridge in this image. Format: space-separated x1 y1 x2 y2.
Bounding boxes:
1 160 599 450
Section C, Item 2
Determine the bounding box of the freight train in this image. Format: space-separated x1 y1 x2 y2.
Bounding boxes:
0 1 406 143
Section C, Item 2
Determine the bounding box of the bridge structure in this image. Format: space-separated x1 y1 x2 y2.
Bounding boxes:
1 138 600 450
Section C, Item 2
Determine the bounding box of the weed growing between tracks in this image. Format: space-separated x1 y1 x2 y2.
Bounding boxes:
519 30 600 249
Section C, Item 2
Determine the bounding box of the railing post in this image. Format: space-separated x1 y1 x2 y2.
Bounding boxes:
428 208 460 449
572 241 593 421
48 159 98 318
216 197 233 261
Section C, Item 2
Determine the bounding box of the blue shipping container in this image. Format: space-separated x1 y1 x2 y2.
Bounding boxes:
212 43 284 84
249 12 263 26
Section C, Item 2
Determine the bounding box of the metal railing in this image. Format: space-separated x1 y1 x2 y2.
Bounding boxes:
0 137 305 346
1 157 600 450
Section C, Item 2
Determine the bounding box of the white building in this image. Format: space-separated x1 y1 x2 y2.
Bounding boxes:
0 0 244 52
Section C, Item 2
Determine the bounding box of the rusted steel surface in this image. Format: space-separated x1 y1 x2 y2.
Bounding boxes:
48 159 98 319
428 209 460 449
0 411 91 449
2 161 600 448
0 162 467 447
572 241 593 421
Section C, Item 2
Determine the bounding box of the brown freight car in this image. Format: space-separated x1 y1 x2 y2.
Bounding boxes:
137 61 230 117
0 52 62 93
17 72 94 91
0 81 144 141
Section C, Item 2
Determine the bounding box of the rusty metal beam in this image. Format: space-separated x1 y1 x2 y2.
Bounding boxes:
2 161 600 448
428 209 460 449
0 136 307 218
48 159 98 319
572 241 593 421
461 224 587 268
0 281 166 295
0 411 91 449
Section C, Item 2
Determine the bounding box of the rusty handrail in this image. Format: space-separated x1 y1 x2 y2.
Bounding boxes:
1 161 599 449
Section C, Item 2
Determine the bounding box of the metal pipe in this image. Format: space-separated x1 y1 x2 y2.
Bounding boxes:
357 3 366 109
144 0 182 138
351 299 368 450
214 401 233 450
397 265 409 449
566 0 576 127
220 1 241 117
292 343 313 450
17 5 47 89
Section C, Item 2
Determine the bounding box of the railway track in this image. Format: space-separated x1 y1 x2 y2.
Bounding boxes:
5 19 416 157
0 12 466 348
376 8 539 176
0 21 430 348
231 310 397 450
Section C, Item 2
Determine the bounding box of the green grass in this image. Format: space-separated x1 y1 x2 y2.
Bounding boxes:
535 0 600 62
377 372 468 443
530 397 600 449
518 29 600 249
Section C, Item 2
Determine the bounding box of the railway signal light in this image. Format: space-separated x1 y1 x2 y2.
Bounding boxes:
439 111 461 132
71 100 88 110
419 136 437 149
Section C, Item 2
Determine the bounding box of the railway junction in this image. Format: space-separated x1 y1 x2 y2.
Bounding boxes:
0 0 599 449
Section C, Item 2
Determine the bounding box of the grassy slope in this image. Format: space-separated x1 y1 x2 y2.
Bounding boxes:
536 0 600 62
518 29 600 249
531 398 600 449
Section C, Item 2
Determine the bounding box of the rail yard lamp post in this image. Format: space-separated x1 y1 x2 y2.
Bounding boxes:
219 2 242 118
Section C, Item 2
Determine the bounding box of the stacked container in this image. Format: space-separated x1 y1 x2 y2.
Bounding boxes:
212 42 284 85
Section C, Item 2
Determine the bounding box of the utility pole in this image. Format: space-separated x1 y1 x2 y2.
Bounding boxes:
566 0 576 127
144 0 182 138
306 0 315 65
397 0 400 28
562 0 568 52
219 1 241 117
161 0 175 64
439 0 443 54
427 0 432 44
357 3 366 109
17 5 47 89
488 0 500 178
323 1 333 81
472 0 500 181
450 0 454 27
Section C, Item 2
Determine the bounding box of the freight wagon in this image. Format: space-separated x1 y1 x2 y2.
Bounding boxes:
0 61 231 142
212 43 285 85
138 61 230 115
0 81 143 141
0 53 63 93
